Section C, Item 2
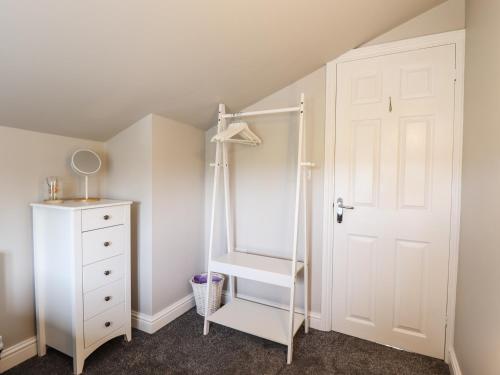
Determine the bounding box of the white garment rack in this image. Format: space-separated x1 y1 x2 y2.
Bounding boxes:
203 93 311 364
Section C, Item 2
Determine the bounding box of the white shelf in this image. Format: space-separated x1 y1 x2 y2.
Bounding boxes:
207 298 304 345
209 252 304 287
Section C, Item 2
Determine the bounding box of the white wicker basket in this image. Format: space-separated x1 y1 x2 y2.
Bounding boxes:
190 273 225 316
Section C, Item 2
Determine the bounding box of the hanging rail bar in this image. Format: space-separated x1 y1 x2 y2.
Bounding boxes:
222 106 300 119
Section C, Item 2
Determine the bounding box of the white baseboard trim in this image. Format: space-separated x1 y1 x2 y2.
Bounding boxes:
222 291 323 331
448 347 462 375
132 293 195 334
0 295 195 372
0 337 37 373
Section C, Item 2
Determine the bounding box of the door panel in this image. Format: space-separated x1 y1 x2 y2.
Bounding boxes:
393 239 429 337
351 120 380 206
333 44 455 359
346 234 377 325
398 116 432 209
351 71 382 105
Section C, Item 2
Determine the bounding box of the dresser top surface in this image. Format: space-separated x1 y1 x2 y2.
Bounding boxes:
31 199 132 210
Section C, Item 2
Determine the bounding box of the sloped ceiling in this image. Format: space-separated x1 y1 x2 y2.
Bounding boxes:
0 0 443 140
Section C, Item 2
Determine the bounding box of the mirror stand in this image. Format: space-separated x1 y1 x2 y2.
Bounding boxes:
84 175 89 201
74 175 100 202
71 149 102 202
75 175 100 201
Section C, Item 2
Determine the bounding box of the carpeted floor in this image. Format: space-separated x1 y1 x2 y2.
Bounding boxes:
7 308 450 375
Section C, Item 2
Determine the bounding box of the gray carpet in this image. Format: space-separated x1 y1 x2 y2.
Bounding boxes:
7 308 450 374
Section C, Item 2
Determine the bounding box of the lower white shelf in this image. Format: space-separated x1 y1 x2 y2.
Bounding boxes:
207 298 304 345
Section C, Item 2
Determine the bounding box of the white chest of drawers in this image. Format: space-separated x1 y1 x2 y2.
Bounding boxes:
31 199 132 374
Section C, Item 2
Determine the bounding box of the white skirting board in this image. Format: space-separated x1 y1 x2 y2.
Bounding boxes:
448 347 463 375
132 294 195 334
221 291 323 331
0 337 37 373
0 294 194 372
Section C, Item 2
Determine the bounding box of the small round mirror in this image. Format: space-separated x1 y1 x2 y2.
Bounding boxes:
71 149 102 201
71 149 101 175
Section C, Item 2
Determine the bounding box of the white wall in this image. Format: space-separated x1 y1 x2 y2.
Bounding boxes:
0 126 105 348
105 114 205 317
365 0 465 45
151 114 205 314
453 1 500 374
105 115 154 315
205 68 325 315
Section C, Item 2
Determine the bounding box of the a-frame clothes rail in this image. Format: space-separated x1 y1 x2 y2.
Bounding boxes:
203 93 311 364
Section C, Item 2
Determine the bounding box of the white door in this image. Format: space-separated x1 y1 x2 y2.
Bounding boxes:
332 45 456 358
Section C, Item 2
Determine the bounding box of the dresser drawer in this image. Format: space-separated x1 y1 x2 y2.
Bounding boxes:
83 255 124 293
84 302 125 348
84 278 125 320
82 205 125 231
82 225 124 265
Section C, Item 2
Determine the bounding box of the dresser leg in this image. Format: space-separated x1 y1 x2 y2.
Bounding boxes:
125 328 132 342
73 356 84 375
36 313 46 356
37 339 46 357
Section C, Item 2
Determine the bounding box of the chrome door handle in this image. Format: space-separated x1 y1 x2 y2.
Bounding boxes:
336 197 354 223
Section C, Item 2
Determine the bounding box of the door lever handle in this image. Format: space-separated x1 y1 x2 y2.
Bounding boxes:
336 197 354 223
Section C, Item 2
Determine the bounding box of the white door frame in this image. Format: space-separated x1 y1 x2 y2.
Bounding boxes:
320 30 465 362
